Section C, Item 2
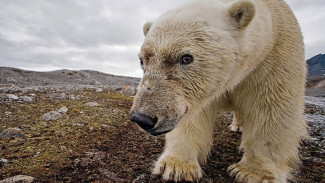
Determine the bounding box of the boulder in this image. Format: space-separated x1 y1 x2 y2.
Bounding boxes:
20 96 32 102
0 158 9 168
0 175 35 183
53 93 66 99
41 111 62 121
96 88 103 92
6 94 19 100
0 128 24 138
57 107 68 114
84 102 101 107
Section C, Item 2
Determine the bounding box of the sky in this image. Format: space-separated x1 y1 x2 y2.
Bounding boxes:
0 0 324 78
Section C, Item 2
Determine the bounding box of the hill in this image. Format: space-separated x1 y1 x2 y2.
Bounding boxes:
307 54 325 77
0 67 140 88
306 54 325 96
1 66 324 96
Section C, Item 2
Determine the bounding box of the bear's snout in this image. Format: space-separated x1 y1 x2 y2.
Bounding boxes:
130 112 157 131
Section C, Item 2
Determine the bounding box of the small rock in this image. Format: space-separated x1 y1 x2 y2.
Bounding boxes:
53 93 66 99
99 169 126 182
132 174 146 183
0 159 9 163
84 102 101 107
0 158 9 167
29 94 36 97
101 124 116 130
0 128 24 138
95 81 102 85
59 93 66 98
0 175 35 183
69 95 76 100
57 107 68 114
96 88 103 92
120 85 137 96
20 96 32 102
6 94 19 100
90 80 96 85
4 111 12 115
73 123 84 127
41 111 62 121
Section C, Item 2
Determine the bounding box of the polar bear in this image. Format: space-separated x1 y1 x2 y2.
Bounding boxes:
130 0 307 182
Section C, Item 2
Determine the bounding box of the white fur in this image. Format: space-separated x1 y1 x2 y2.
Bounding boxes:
134 0 307 182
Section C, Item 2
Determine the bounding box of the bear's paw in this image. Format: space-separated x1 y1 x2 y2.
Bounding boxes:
228 163 277 183
152 156 202 182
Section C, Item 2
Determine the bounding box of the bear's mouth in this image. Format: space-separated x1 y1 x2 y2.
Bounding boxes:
147 108 188 136
147 121 177 136
148 127 173 136
145 117 179 136
130 112 180 136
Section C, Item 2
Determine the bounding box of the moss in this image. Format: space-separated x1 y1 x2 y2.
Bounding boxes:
0 89 133 181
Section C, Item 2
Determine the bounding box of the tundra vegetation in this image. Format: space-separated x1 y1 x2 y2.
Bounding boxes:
0 86 324 182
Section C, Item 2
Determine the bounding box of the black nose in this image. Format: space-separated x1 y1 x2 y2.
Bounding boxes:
130 112 157 131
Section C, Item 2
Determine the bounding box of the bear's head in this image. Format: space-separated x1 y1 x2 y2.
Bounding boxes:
130 0 255 136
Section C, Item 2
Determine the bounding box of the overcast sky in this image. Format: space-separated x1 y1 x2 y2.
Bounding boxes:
0 0 324 78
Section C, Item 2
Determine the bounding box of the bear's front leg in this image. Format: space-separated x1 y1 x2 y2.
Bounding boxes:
153 117 215 182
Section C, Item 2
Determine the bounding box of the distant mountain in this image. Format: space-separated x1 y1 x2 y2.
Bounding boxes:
307 54 325 77
0 67 140 87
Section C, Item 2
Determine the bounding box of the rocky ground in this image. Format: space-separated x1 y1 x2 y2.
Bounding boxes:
305 76 325 97
0 85 324 183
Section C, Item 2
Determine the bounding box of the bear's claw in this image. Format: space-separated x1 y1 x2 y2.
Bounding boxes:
152 156 202 182
229 123 242 132
228 163 276 183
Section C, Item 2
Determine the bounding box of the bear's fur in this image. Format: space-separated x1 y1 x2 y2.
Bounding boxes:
130 0 307 182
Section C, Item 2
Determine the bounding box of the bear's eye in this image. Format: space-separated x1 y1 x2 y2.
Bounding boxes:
180 54 193 65
140 59 144 67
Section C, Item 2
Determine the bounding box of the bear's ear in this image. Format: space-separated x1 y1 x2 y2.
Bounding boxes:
228 0 256 29
143 21 154 36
